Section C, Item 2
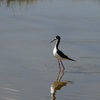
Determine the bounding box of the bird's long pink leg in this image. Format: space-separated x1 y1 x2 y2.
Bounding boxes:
60 60 65 70
58 60 61 70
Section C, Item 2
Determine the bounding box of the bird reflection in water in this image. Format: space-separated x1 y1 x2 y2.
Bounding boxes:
50 69 72 100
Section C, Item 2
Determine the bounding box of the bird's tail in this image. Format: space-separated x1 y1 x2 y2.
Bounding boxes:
67 57 76 62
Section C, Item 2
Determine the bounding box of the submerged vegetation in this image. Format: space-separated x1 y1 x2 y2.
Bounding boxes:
0 0 38 7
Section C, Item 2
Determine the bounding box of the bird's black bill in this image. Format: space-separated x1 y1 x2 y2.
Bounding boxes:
50 39 56 43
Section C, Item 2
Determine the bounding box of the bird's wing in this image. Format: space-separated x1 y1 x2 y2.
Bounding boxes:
57 50 69 58
57 50 75 61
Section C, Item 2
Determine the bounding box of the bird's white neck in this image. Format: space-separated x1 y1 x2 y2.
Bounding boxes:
53 40 59 54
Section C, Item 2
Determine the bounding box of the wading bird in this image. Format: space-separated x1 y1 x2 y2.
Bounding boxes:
50 35 75 70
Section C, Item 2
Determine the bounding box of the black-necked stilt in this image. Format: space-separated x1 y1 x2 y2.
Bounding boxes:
50 35 75 70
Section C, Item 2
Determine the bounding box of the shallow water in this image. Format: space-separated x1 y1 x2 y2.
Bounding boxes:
0 0 100 100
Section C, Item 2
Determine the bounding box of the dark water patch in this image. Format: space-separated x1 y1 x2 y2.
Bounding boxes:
67 63 100 74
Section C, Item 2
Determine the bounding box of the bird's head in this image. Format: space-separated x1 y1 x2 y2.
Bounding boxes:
50 35 61 43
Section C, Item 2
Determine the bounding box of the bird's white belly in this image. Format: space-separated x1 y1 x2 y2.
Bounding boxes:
53 48 65 60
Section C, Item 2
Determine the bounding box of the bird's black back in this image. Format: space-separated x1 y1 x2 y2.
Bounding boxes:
57 50 75 61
